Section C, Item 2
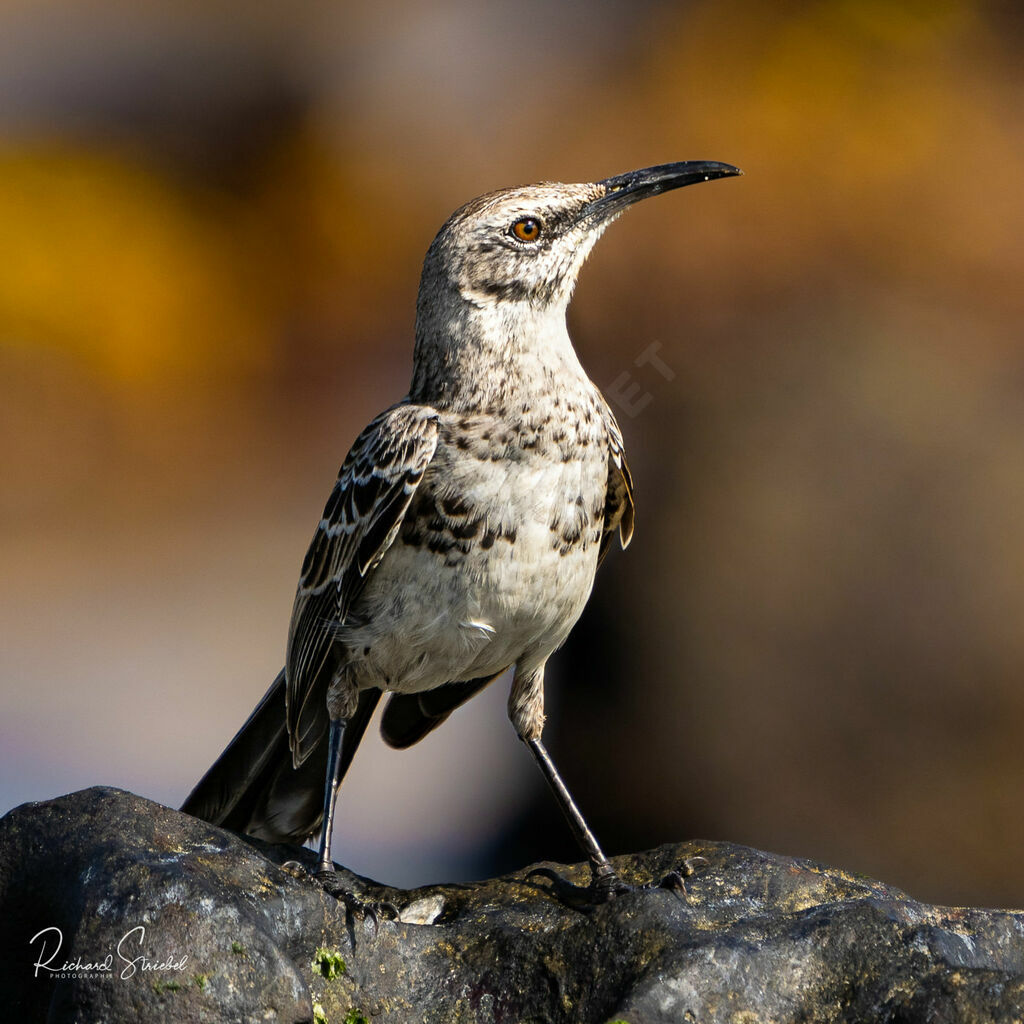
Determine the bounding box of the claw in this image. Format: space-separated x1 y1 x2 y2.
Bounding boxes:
682 855 709 876
528 856 708 909
527 866 606 909
313 867 398 933
526 866 630 909
657 869 687 896
648 856 709 901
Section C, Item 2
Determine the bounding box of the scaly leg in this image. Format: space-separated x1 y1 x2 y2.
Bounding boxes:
315 718 346 876
526 736 628 898
510 663 688 906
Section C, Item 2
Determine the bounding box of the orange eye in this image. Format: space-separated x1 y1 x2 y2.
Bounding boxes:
511 217 542 243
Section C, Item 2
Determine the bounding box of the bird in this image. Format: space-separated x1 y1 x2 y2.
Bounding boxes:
182 161 741 904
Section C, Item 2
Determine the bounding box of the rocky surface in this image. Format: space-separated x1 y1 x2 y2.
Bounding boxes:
2 787 1023 1023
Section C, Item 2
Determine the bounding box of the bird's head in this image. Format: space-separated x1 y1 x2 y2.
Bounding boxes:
418 161 742 317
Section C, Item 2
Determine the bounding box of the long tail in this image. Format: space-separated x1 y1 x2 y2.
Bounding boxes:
181 669 381 844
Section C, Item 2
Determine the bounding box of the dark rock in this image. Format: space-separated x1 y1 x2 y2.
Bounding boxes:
1 787 1023 1023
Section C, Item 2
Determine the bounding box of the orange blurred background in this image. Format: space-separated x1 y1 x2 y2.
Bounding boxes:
3 0 1024 906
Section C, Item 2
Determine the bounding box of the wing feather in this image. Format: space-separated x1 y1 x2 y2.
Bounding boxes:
379 670 509 749
285 402 439 763
597 397 635 563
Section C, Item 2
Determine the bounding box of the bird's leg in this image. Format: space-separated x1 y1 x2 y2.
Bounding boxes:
312 716 397 925
525 736 692 905
310 685 399 925
511 665 690 906
510 665 621 902
315 718 346 876
526 736 626 898
315 674 363 878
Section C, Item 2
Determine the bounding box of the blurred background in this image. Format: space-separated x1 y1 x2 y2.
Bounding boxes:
2 0 1024 908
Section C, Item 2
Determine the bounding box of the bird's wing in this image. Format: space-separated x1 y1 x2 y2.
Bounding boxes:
379 669 510 749
286 401 440 764
597 396 635 564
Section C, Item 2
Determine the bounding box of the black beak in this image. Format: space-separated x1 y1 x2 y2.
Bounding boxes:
588 161 742 218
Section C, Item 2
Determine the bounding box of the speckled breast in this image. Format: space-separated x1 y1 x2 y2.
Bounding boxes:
342 396 612 692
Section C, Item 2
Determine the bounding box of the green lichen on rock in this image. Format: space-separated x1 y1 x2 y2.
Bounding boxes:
312 1003 327 1024
313 946 347 980
342 1009 368 1024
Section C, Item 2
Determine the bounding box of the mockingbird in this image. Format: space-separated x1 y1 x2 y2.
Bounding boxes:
182 161 741 904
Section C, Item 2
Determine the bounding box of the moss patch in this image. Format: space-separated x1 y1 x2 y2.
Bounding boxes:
313 946 347 980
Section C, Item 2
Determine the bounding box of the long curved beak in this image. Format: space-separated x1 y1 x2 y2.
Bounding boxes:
587 161 742 218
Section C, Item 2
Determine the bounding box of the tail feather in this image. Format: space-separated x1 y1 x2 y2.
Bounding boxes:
181 670 291 829
181 670 381 845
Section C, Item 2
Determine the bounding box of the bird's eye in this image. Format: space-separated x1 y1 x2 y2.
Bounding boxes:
510 217 542 243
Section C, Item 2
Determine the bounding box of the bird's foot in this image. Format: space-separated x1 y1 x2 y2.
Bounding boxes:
282 852 399 925
655 855 708 897
528 855 707 910
310 865 399 929
279 859 308 879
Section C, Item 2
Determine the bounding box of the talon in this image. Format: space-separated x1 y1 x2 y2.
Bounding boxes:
648 856 709 901
682 855 708 877
338 890 381 932
592 867 631 900
357 902 381 935
658 869 687 895
376 900 401 921
312 869 397 931
527 865 631 909
280 859 307 878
